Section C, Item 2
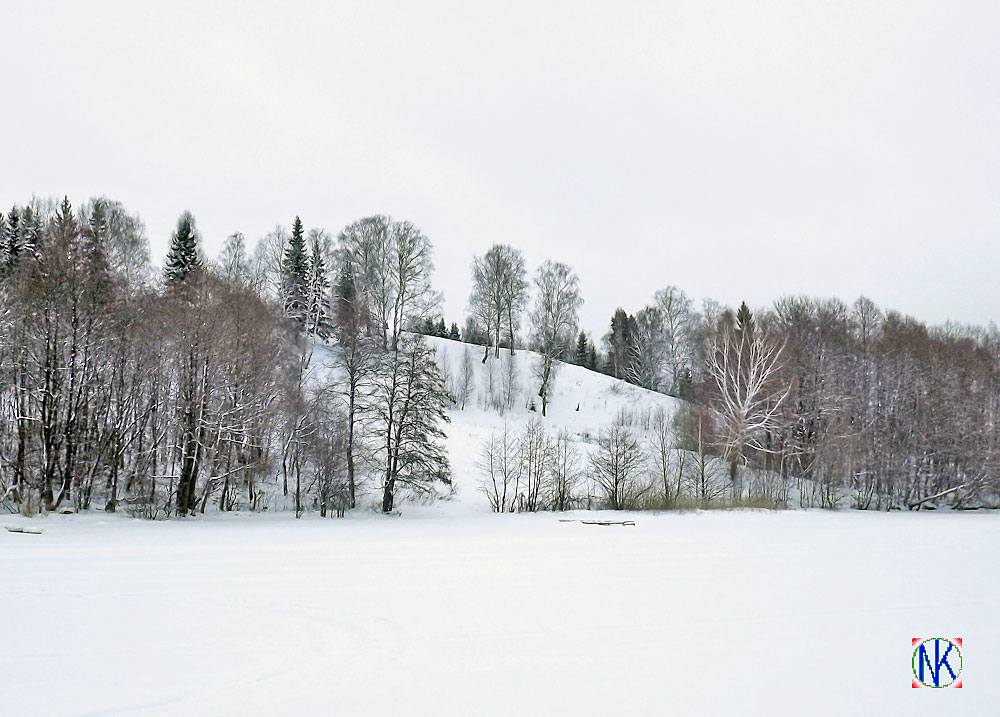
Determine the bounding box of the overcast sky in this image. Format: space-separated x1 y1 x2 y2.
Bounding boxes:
3 1 999 335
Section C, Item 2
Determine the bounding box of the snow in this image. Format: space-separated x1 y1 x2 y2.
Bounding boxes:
2 509 997 715
308 335 688 513
2 338 996 714
420 336 685 512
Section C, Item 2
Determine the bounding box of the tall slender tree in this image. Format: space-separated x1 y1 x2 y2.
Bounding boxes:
530 261 582 417
575 331 589 366
332 257 375 509
306 230 330 337
281 216 309 325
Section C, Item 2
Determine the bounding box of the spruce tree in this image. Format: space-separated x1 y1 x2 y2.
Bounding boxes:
164 211 202 284
51 196 82 263
55 195 75 237
587 344 598 371
575 331 589 365
306 233 330 337
435 317 447 337
87 198 109 246
605 308 634 378
334 258 358 324
736 301 754 341
281 216 309 325
2 207 20 272
449 322 461 341
19 206 40 257
422 317 436 335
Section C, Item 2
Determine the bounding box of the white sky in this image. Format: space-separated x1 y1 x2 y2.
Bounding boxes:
3 1 999 336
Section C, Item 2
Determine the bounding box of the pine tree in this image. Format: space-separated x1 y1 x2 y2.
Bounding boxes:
281 216 309 325
164 211 202 284
448 322 461 341
575 331 589 365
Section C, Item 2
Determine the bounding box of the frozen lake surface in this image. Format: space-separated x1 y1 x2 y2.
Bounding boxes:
2 509 996 715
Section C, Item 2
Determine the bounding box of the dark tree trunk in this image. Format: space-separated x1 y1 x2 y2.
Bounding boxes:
347 387 357 509
382 477 395 513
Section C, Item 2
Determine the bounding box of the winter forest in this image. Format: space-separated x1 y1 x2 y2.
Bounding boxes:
2 194 998 519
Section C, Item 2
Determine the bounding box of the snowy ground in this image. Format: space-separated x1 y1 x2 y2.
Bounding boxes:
3 509 996 715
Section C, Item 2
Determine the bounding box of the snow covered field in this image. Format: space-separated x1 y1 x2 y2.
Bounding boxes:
3 509 996 715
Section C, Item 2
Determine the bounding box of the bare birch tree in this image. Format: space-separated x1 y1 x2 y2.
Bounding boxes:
530 261 582 417
706 303 790 500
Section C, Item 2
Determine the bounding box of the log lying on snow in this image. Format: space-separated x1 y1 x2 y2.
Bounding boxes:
909 484 965 510
5 526 44 535
558 519 636 526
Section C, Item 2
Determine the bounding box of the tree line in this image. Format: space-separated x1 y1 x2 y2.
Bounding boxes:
0 197 451 516
462 244 1000 511
2 198 997 516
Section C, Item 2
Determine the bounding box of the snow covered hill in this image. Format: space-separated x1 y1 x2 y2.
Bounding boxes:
418 336 684 513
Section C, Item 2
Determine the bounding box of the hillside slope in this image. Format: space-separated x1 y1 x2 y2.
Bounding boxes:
424 336 684 513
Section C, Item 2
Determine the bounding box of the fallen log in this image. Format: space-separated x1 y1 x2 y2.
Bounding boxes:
5 526 44 535
909 484 965 510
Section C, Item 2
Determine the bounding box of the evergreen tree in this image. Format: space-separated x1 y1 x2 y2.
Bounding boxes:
2 207 20 272
82 196 151 285
604 308 635 379
53 196 110 300
334 258 359 326
281 216 309 325
734 301 756 386
587 344 598 371
306 233 330 337
422 317 436 335
87 198 109 242
448 322 461 341
674 367 694 400
164 211 202 284
435 317 447 337
50 196 82 260
575 331 589 365
736 301 755 341
55 195 76 237
19 206 41 259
